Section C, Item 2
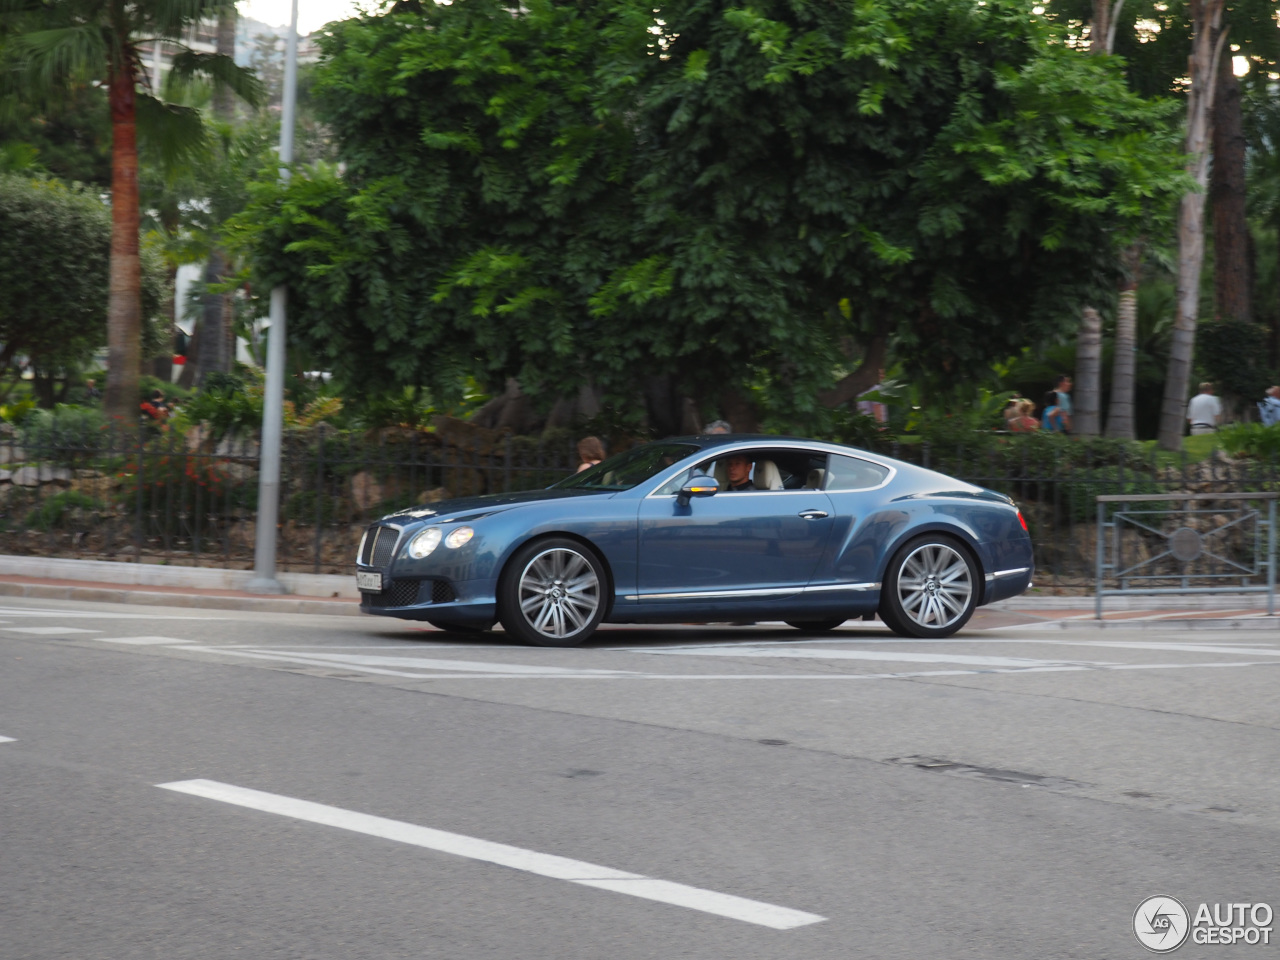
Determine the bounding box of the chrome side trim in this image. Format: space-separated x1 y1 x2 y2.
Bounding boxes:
624 581 880 601
992 567 1031 579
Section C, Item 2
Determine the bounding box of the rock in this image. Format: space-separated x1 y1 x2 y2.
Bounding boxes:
215 434 259 458
431 415 505 457
220 462 257 484
0 469 10 484
350 471 384 512
418 487 450 504
11 464 72 487
0 446 25 465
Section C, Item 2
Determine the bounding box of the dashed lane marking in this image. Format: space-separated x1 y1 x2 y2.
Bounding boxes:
0 736 15 744
157 779 826 930
92 637 197 646
3 627 101 636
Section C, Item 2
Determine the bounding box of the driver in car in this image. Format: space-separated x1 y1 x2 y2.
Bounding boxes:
722 455 754 491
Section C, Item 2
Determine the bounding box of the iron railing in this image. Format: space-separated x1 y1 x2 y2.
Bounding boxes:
3 425 1278 586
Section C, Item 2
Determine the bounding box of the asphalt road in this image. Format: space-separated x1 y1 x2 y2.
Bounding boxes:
2 596 1278 959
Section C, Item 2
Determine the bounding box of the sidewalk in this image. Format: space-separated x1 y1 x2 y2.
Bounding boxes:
0 555 1276 629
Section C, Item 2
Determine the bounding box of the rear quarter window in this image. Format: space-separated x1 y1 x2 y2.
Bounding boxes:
825 454 890 490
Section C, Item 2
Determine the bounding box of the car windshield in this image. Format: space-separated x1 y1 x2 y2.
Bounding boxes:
550 442 699 492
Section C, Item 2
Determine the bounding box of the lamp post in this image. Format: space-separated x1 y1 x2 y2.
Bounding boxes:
247 0 300 594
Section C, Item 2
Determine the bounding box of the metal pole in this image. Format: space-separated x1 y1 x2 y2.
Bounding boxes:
247 0 300 594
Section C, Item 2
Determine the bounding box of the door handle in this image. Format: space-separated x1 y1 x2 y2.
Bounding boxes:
798 510 828 520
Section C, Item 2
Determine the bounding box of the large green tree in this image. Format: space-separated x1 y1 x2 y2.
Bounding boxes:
0 0 260 423
0 173 164 405
238 0 1185 431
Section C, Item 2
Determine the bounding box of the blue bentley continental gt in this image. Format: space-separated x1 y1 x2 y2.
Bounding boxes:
355 435 1033 645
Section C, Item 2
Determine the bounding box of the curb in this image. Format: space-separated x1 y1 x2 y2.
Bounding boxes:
0 579 364 617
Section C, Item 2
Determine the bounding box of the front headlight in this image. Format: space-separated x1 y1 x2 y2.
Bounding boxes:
444 526 474 549
408 527 442 559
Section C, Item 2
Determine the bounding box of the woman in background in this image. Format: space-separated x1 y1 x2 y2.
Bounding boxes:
576 436 606 472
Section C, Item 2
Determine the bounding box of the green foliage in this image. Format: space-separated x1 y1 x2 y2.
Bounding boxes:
179 376 264 440
1218 422 1280 461
232 0 1187 418
23 490 102 531
20 403 107 458
0 395 37 424
0 174 109 384
1196 319 1274 404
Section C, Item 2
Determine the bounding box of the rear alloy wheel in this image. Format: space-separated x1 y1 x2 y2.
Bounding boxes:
880 535 978 638
784 619 847 633
498 538 607 647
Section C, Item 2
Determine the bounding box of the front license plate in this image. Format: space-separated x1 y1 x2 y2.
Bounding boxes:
356 571 383 593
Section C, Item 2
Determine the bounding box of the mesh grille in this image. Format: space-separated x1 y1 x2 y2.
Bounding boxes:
364 579 421 608
361 578 456 608
360 526 400 568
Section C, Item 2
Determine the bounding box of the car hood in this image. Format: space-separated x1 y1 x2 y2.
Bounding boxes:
379 487 610 525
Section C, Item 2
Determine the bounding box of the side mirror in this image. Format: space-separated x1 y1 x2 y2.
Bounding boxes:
677 474 718 506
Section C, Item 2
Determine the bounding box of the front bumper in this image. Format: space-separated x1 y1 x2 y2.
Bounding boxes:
357 571 498 623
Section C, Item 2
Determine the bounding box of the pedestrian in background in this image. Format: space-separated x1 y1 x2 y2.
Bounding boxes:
1185 382 1221 435
576 436 606 472
704 420 731 435
1258 386 1280 426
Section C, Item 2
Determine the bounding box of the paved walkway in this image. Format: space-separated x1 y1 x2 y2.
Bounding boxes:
0 561 1276 629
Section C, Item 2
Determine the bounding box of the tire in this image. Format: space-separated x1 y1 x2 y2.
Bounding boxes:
426 620 494 634
879 534 979 638
497 538 607 647
785 619 847 633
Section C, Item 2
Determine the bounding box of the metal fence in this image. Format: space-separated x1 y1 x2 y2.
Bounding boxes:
2 424 1278 587
0 424 576 574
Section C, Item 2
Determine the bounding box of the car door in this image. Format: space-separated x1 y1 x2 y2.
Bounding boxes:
635 455 834 602
808 452 897 587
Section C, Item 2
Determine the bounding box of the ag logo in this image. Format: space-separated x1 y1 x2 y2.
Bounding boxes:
1134 896 1191 953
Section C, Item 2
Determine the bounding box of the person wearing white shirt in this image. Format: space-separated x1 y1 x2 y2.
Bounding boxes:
1185 382 1222 435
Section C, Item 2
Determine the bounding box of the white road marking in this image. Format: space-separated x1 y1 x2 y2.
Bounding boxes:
640 647 1118 668
156 779 825 930
4 626 101 635
93 636 196 646
0 736 15 743
1074 641 1280 657
0 607 221 620
174 645 1280 681
263 651 635 675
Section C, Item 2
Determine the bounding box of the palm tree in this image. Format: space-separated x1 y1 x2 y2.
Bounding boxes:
1 0 261 423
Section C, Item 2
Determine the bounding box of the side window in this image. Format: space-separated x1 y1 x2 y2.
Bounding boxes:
825 454 890 491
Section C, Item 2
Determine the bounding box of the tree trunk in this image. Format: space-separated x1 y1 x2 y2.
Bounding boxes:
1074 307 1103 436
198 4 240 386
1106 245 1141 439
1158 0 1227 451
816 333 888 408
103 52 142 425
1210 49 1250 324
213 6 237 121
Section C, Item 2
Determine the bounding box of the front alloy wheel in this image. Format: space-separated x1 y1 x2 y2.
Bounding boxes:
880 535 978 638
499 539 606 646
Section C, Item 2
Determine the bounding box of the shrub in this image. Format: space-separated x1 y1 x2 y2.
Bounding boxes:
20 404 107 461
24 490 102 531
1219 422 1280 460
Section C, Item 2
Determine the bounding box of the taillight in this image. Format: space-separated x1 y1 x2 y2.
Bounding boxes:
1017 509 1028 532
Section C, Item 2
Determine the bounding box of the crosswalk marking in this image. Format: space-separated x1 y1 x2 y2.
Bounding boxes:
157 779 826 930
